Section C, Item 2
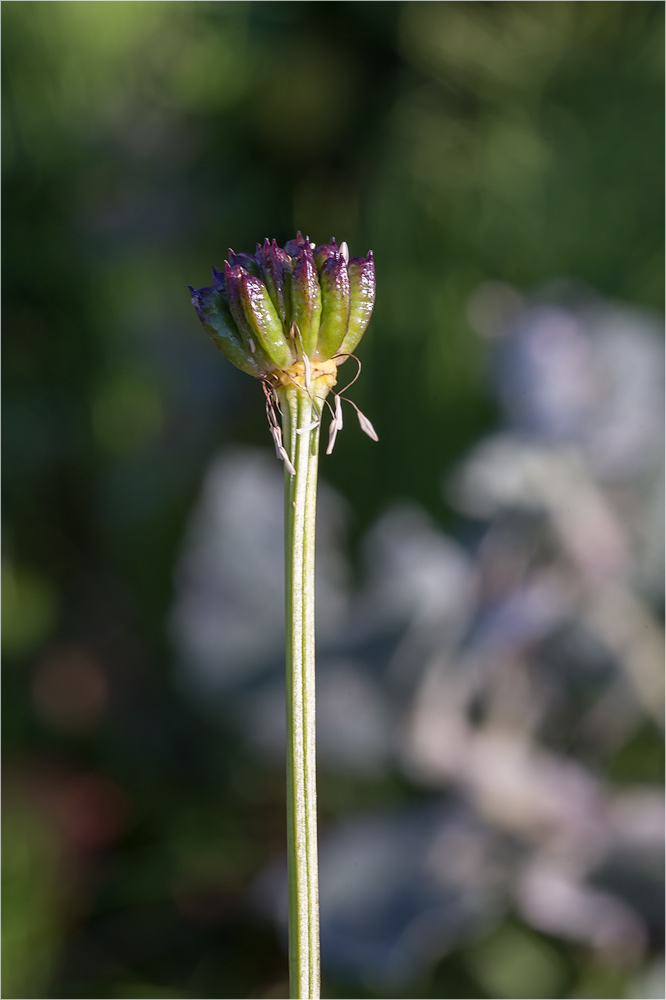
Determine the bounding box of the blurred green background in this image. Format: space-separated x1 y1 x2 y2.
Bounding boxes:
2 3 664 999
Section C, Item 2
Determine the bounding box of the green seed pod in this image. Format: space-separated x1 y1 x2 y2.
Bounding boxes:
340 252 375 356
189 285 263 377
261 239 292 328
224 262 275 371
290 244 322 358
315 256 351 361
240 273 294 371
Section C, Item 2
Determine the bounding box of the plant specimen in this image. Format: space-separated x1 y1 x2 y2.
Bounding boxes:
190 233 376 999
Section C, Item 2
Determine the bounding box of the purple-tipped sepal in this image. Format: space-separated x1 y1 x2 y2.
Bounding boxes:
284 231 309 257
313 239 339 272
211 266 226 293
227 249 262 276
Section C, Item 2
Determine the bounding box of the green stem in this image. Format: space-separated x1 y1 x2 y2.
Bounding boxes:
280 382 322 1000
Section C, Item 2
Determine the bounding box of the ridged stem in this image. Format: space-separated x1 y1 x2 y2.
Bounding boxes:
280 382 321 1000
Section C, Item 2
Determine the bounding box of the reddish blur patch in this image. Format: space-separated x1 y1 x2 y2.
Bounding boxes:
31 644 108 733
53 773 131 851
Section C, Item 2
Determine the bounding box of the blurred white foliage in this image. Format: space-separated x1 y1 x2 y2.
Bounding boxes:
170 448 348 691
469 284 665 480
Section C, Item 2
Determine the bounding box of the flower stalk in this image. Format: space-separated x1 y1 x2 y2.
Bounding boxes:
281 380 322 999
189 234 376 1000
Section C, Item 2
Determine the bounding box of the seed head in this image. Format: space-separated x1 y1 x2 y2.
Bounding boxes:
190 235 378 463
189 234 375 380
